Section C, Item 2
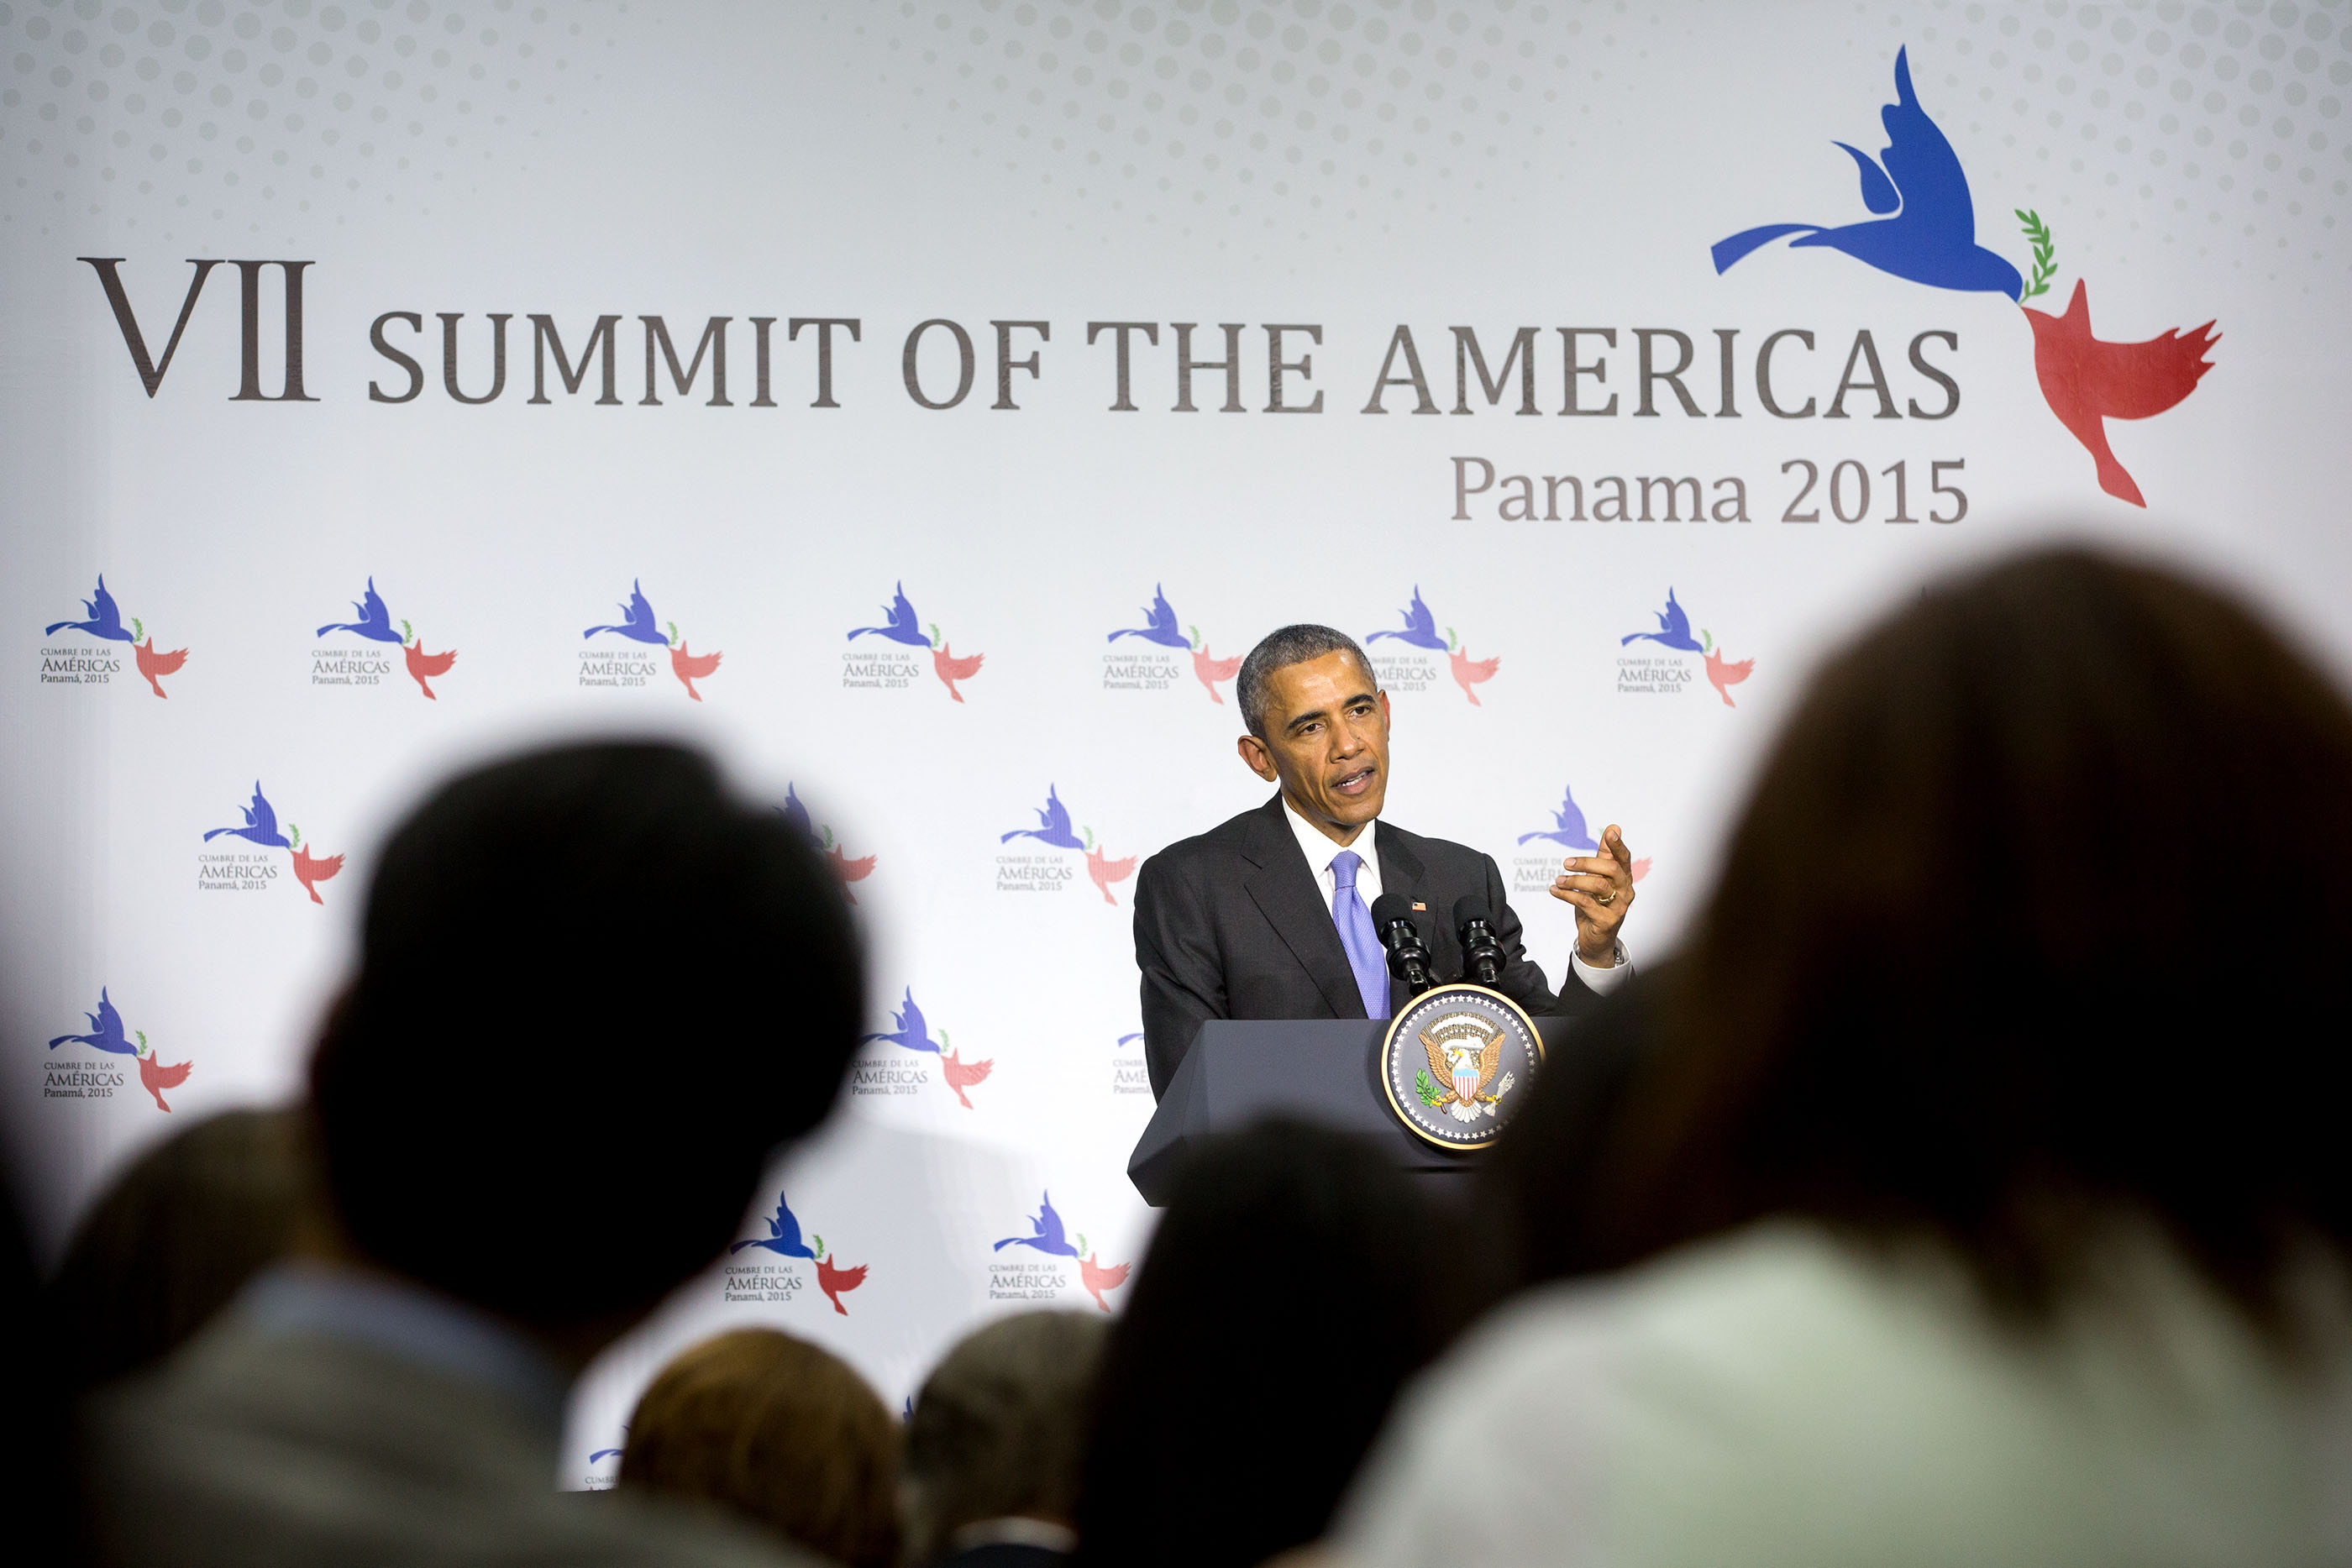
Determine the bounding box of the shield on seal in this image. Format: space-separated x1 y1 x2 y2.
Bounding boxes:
1447 1043 1483 1108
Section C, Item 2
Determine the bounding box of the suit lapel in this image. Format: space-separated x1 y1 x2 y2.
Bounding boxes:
1241 794 1367 1020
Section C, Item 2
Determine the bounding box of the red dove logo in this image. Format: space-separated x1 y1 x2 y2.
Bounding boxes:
815 1252 868 1316
402 633 457 700
1085 842 1138 905
1703 646 1755 708
2021 277 2218 508
1079 1252 1131 1313
135 637 189 699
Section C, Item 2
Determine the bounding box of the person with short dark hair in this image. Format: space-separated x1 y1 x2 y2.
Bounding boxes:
1340 549 2352 1565
46 1106 312 1395
621 1328 899 1568
901 1310 1109 1568
86 742 863 1568
1072 1120 1455 1568
1133 624 1639 1093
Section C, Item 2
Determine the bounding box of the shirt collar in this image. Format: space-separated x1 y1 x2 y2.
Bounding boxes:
1281 794 1378 880
232 1261 571 1429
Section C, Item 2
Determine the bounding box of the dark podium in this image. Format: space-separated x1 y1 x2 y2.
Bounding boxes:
1127 1015 1578 1204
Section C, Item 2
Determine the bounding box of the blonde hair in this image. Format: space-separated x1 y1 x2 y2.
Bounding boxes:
622 1328 899 1568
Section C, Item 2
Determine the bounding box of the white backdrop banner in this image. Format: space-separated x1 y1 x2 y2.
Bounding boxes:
4 0 2347 1485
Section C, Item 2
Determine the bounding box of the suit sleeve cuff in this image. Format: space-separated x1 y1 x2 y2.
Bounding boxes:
1569 941 1634 994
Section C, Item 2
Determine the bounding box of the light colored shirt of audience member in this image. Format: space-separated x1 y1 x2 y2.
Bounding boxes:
1337 1219 2352 1568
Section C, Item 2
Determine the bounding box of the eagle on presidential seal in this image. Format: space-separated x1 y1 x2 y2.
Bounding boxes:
1420 1022 1517 1125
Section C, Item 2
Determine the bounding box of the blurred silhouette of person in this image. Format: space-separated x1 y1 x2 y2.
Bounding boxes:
621 1328 898 1568
1073 1120 1455 1568
3 1130 79 1568
901 1310 1109 1568
47 1107 312 1394
1341 549 2352 1565
84 742 863 1568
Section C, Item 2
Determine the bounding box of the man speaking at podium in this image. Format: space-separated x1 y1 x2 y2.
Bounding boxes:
1132 624 1636 1097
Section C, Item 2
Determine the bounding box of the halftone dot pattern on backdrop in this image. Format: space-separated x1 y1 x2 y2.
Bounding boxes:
0 0 611 242
2 1 2344 275
852 0 2344 274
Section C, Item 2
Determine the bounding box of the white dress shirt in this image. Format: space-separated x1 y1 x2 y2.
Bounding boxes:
1279 798 1630 992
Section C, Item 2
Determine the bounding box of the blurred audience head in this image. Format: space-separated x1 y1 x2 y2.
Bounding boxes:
620 1326 899 1568
312 742 862 1337
46 1107 311 1392
1074 1119 1453 1568
1531 548 2352 1325
902 1309 1109 1566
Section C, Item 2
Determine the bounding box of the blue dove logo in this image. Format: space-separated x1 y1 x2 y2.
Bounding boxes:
49 987 138 1056
1620 589 1705 654
731 1191 817 1259
1366 585 1452 652
1107 585 1192 649
1518 784 1599 852
848 581 933 648
864 986 945 1056
202 782 293 850
46 574 137 644
316 577 404 644
583 579 672 646
1000 785 1089 852
993 1191 1082 1260
1712 47 2023 299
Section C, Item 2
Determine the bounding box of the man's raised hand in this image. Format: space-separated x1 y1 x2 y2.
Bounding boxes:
1550 824 1635 965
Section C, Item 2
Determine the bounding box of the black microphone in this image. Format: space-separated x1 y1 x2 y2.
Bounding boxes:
1453 894 1506 989
1368 893 1436 998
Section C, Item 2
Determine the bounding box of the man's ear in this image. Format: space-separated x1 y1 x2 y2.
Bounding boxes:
1377 689 1392 732
1236 733 1279 783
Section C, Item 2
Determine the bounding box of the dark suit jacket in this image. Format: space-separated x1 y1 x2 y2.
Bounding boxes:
1132 793 1592 1094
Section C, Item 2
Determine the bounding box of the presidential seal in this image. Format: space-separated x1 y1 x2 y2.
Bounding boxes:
1377 983 1544 1151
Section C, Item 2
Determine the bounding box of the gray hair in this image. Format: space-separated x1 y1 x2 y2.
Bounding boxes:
900 1310 1109 1566
1236 624 1377 739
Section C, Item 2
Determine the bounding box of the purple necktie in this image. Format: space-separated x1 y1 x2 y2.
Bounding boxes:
1329 850 1391 1021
